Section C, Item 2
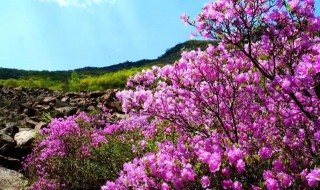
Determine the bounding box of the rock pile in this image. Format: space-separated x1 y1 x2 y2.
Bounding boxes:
0 86 123 172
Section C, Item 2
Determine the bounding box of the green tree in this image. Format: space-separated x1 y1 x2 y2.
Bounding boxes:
69 71 80 91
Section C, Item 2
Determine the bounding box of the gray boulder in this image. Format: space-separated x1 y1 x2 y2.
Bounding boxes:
0 155 21 170
0 123 19 137
0 166 28 190
0 134 15 152
55 106 77 116
14 129 36 148
34 122 47 131
42 96 56 104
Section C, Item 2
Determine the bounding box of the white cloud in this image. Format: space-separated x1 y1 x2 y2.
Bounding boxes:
39 0 116 8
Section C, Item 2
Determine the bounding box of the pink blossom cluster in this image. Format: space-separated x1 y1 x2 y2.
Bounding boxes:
23 112 110 189
103 0 320 189
23 0 320 189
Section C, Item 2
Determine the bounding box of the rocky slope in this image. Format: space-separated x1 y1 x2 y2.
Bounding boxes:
0 85 123 176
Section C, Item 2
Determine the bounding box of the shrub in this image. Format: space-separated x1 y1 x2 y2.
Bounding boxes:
23 111 135 190
102 0 320 189
24 0 320 189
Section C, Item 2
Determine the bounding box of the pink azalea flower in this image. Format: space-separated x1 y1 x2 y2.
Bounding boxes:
233 181 243 190
236 159 245 173
266 178 280 190
201 176 210 188
306 168 320 186
222 180 233 189
258 147 273 159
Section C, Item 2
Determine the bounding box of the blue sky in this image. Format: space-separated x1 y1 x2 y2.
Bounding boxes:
0 0 319 71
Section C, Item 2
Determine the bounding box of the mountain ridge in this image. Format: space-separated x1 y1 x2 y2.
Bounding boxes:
0 40 212 79
0 40 213 91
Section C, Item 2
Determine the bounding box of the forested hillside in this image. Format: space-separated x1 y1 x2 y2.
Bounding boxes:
0 40 211 91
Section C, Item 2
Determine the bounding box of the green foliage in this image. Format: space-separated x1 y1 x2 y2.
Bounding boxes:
0 40 212 91
45 137 134 190
68 71 81 92
79 67 142 91
40 113 52 124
